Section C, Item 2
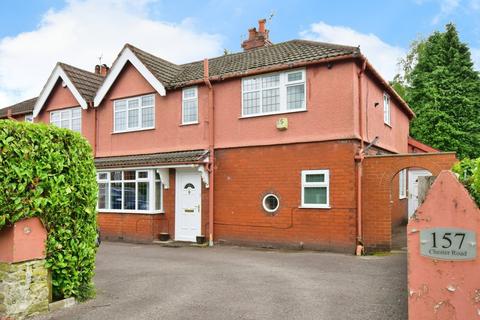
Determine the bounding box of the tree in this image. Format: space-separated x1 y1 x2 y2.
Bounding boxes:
398 24 480 159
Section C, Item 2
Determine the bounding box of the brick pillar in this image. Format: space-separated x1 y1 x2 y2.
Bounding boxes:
0 217 49 319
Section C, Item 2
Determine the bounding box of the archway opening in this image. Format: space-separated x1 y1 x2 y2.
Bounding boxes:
390 167 432 250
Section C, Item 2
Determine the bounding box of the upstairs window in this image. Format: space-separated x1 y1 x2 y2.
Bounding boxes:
24 114 33 123
50 107 81 132
383 92 391 126
114 94 154 133
301 170 330 208
242 69 306 117
182 87 198 124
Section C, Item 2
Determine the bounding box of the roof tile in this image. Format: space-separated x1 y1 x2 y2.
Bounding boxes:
59 62 104 102
95 150 209 168
0 97 37 118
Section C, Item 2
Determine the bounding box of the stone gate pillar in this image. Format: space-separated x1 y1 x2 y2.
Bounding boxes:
0 217 49 319
408 171 480 319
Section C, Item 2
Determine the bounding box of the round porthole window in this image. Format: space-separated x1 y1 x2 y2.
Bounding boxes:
262 194 280 213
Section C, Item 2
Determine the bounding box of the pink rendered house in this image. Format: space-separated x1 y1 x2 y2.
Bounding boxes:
0 20 452 253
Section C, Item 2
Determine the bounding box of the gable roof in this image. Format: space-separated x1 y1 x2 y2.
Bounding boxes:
94 45 170 106
0 97 37 118
59 63 104 102
33 62 104 117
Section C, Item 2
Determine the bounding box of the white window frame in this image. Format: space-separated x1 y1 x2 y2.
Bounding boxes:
383 92 391 126
182 86 199 125
24 114 33 123
113 94 155 133
241 68 306 118
399 169 407 199
301 170 330 209
96 168 163 214
50 107 82 132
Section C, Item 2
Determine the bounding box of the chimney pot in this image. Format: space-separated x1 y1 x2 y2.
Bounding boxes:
258 19 266 33
241 19 272 51
95 64 109 76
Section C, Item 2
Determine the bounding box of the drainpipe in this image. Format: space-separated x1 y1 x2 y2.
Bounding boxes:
203 58 215 247
355 58 367 256
88 101 97 157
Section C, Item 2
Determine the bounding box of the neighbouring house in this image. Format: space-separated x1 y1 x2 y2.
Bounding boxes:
0 97 37 122
0 20 456 253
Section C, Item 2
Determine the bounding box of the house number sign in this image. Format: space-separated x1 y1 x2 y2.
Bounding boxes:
420 228 477 261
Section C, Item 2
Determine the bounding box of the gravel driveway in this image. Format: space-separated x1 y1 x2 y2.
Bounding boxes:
35 242 407 320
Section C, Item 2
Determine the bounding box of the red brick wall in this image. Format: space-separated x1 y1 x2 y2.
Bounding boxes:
390 173 408 227
362 153 457 251
213 140 358 252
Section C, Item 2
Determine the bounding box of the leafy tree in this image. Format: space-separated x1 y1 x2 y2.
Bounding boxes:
396 24 480 159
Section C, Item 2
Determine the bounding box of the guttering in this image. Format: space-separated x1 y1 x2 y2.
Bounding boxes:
173 54 358 89
172 53 415 121
204 58 215 247
355 59 367 256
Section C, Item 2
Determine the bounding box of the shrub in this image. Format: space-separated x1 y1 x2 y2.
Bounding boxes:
452 158 480 207
0 120 98 300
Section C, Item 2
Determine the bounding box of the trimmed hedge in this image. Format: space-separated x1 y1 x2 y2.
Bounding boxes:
0 120 98 300
452 158 480 207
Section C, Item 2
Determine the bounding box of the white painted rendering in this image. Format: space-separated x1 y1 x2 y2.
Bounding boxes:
175 169 202 242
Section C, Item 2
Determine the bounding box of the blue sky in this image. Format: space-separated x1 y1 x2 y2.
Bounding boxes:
0 0 479 106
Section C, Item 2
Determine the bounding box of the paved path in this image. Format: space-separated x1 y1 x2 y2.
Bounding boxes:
36 242 407 320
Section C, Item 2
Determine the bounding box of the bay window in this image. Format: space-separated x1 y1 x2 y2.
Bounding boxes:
97 169 163 213
114 94 155 132
242 69 306 117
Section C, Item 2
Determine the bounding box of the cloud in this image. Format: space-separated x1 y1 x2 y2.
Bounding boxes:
0 0 223 107
432 0 460 24
300 22 405 81
470 0 480 9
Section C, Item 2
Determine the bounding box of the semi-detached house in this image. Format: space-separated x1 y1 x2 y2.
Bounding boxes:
0 20 456 253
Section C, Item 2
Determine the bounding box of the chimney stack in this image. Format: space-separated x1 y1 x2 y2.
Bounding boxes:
241 19 272 51
95 64 110 76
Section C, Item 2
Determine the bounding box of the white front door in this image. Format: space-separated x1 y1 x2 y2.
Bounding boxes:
175 169 202 242
408 169 432 218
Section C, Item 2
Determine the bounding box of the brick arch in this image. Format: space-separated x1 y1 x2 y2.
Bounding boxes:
361 153 457 251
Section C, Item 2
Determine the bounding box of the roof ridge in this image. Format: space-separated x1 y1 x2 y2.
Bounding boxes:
179 39 359 68
124 43 182 71
57 62 104 79
290 39 360 52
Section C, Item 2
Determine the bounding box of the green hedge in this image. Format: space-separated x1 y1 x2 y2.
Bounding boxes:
452 158 480 207
0 120 98 300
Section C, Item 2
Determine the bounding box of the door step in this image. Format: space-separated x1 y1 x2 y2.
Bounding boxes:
152 240 208 248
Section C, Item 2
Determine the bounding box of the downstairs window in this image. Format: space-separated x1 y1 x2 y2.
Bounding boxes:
301 170 330 208
97 169 163 213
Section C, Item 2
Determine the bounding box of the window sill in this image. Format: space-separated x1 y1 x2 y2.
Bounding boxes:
298 206 331 210
112 127 156 134
239 108 307 119
98 209 164 215
179 122 199 127
384 123 392 129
